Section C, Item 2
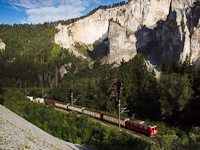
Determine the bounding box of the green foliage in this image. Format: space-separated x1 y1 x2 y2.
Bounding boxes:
74 42 93 60
159 73 194 118
26 87 54 99
117 54 160 119
0 23 89 88
151 134 180 150
189 127 200 148
3 88 29 117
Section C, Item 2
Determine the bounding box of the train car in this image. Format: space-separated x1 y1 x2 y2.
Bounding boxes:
83 107 104 119
27 96 33 101
126 119 157 136
55 101 69 109
102 112 130 127
67 104 85 113
44 99 56 106
36 98 44 104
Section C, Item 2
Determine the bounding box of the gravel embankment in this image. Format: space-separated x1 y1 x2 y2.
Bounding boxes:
0 105 96 150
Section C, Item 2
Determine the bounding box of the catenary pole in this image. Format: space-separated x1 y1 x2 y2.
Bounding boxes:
71 93 73 107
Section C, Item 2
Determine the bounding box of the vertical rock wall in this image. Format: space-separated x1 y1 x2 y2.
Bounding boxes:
102 21 137 64
0 39 5 53
135 0 200 66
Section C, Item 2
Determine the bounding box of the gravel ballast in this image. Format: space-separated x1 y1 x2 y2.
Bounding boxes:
0 105 95 150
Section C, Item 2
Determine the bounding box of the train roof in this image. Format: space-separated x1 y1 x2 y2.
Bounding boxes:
102 112 130 121
84 107 103 113
55 101 69 105
44 99 55 104
128 119 157 128
45 99 55 102
68 104 85 109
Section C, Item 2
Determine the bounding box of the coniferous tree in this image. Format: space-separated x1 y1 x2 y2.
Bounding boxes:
159 73 194 123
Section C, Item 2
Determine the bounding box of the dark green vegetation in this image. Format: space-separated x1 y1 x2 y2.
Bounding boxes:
0 13 200 149
0 23 88 88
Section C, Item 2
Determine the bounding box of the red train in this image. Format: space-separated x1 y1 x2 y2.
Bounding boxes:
44 99 157 136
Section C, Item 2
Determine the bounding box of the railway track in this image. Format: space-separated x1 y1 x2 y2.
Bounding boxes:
54 107 159 144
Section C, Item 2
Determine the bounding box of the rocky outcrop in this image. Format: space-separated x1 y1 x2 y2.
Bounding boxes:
59 63 73 77
101 21 137 64
0 39 5 53
54 0 200 67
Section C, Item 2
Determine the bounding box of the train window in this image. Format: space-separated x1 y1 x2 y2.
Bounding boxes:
144 127 147 129
152 128 154 130
134 124 137 126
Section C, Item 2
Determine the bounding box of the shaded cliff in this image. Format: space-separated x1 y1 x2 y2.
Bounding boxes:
137 0 200 67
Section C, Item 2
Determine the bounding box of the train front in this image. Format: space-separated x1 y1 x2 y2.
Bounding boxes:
150 126 158 135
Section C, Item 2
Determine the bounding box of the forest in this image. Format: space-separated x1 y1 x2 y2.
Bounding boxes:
0 16 200 149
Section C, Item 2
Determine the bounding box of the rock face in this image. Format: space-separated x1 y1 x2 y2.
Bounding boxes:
54 0 200 66
102 21 137 64
0 39 5 53
139 0 200 66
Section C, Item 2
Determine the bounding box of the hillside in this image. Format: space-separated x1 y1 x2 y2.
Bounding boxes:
0 105 94 150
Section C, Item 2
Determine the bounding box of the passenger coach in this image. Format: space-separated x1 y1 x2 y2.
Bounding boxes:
68 104 85 113
55 101 69 109
83 107 104 119
102 112 130 127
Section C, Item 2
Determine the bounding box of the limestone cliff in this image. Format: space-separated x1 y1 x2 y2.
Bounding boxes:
54 0 200 67
0 39 5 53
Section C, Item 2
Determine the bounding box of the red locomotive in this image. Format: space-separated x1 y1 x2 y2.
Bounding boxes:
126 119 157 136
